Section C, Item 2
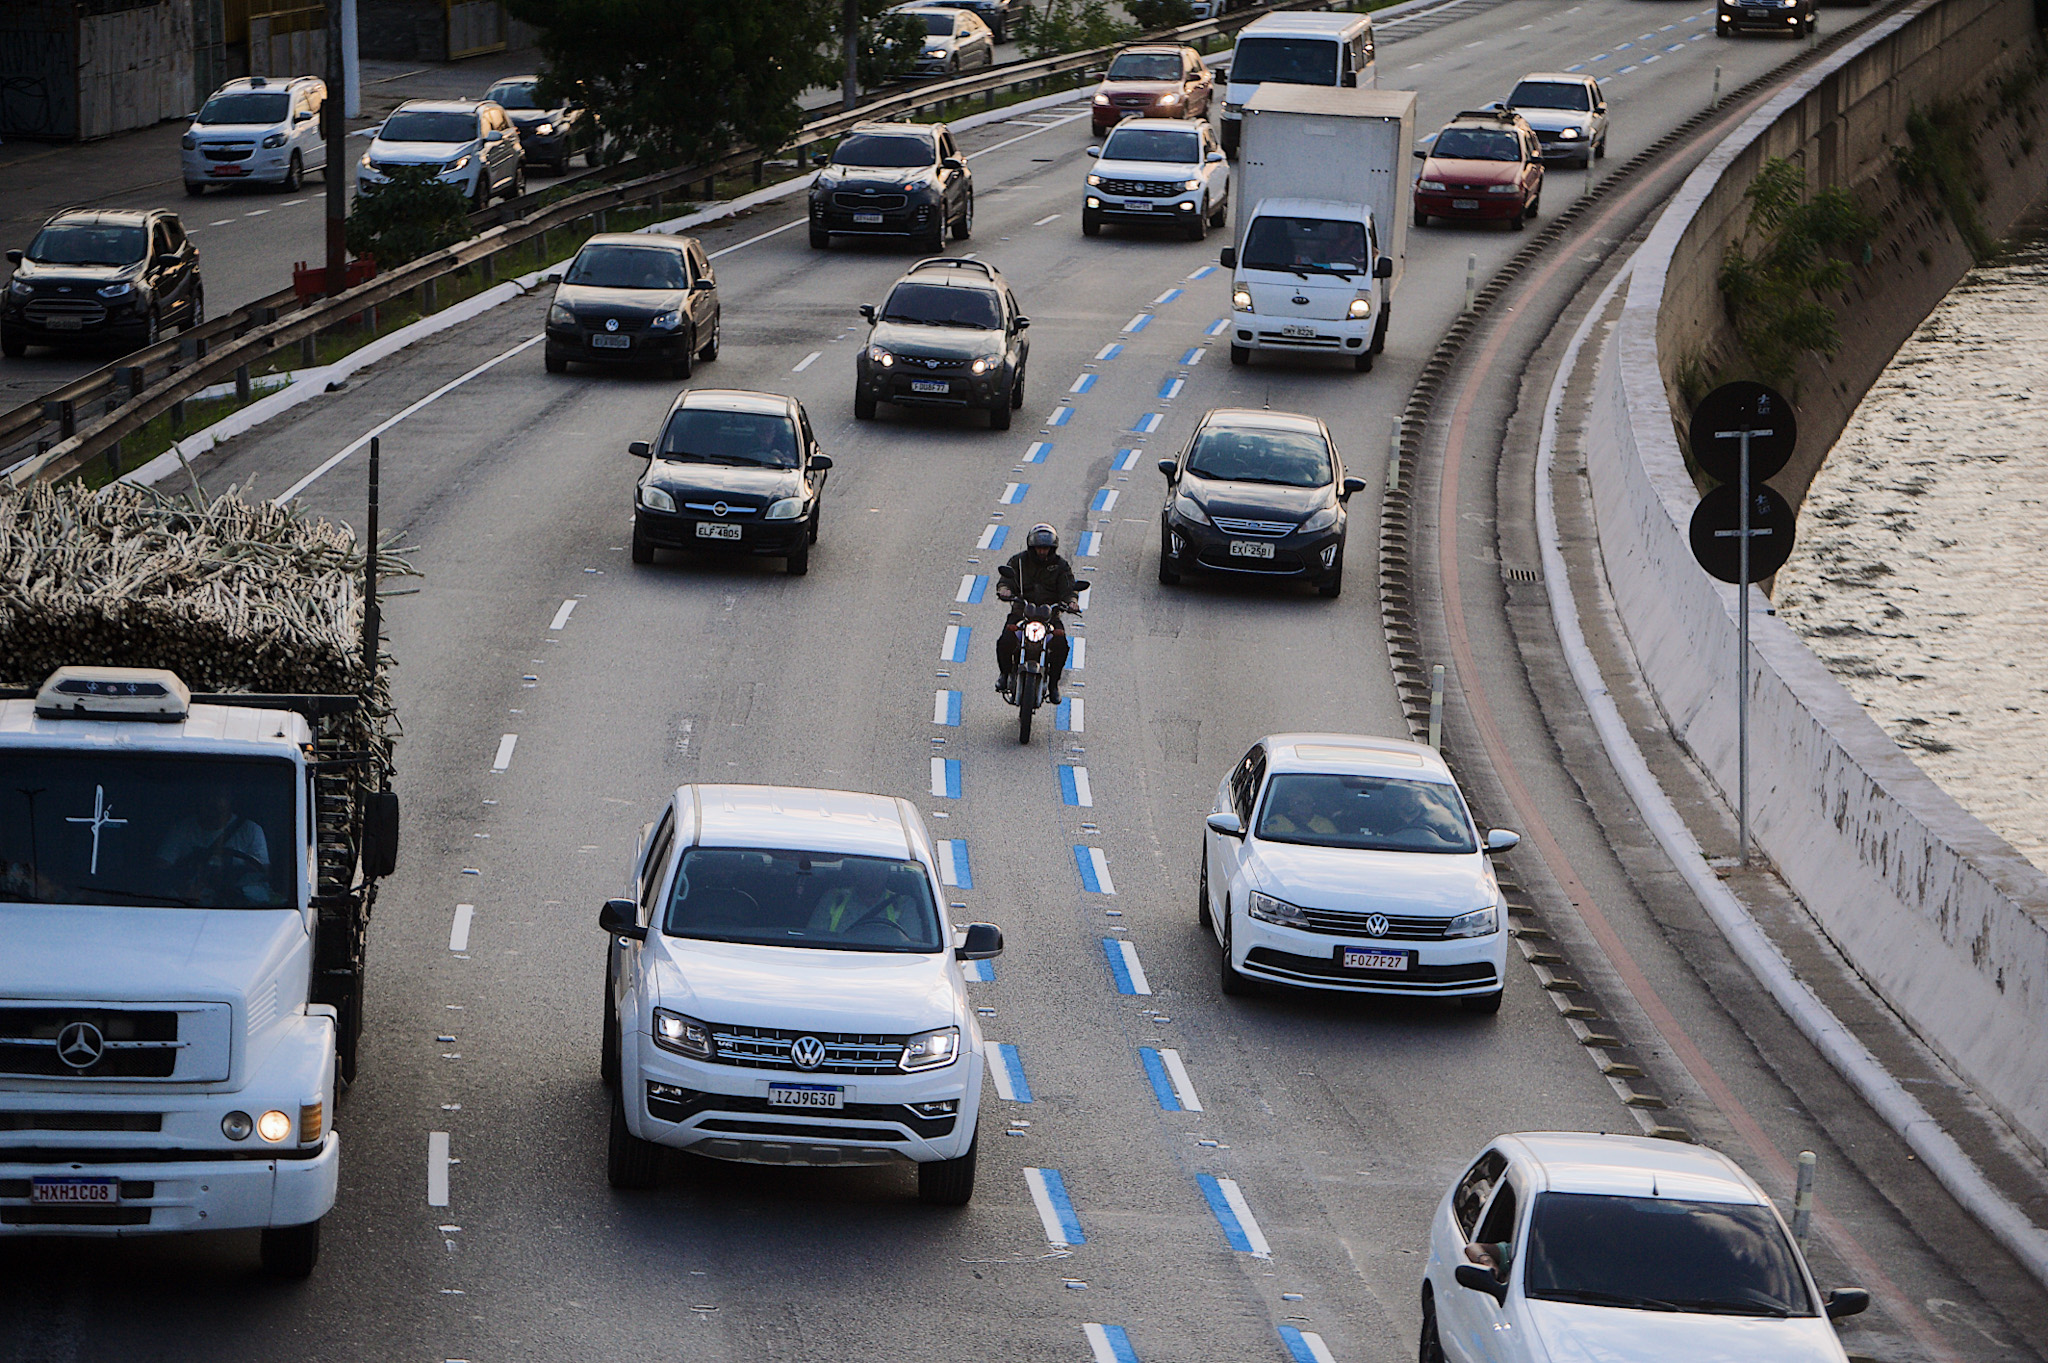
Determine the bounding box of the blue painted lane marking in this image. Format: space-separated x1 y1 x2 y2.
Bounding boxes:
1195 1174 1272 1257
990 1043 1033 1101
978 524 1009 551
1186 264 1216 281
1070 373 1097 395
1566 61 1585 70
1180 347 1203 366
961 957 994 982
1024 1167 1085 1245
957 574 987 603
1278 1326 1338 1363
1024 440 1052 463
1058 764 1093 806
1075 845 1115 893
1056 696 1083 731
1049 406 1075 427
1160 377 1184 400
1123 313 1152 333
1132 413 1162 434
1000 482 1029 504
1139 1047 1181 1110
1077 531 1101 558
1590 51 1609 60
938 839 972 888
1113 448 1141 471
934 689 961 726
1069 637 1086 670
1084 1324 1141 1363
1642 52 1661 63
1206 318 1229 336
941 624 971 662
1102 937 1151 993
1096 342 1123 360
930 757 961 799
1154 288 1182 305
1090 488 1119 512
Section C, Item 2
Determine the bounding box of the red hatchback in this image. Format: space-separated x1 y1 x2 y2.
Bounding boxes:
1412 108 1544 229
1091 45 1214 139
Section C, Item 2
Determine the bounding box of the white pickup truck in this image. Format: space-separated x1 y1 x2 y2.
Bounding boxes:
0 666 397 1275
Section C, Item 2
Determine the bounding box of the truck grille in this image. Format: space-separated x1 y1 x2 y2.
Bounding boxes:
1095 177 1183 197
706 1023 908 1074
0 1004 231 1082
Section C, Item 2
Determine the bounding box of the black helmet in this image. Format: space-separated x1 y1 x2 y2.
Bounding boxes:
1027 523 1058 551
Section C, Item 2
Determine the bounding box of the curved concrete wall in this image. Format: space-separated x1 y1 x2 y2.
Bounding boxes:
1589 0 2048 1157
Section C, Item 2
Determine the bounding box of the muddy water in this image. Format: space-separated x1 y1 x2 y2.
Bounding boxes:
1774 234 2048 873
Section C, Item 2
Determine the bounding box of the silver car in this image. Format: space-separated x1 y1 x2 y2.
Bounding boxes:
1504 73 1607 167
357 98 525 209
896 6 997 75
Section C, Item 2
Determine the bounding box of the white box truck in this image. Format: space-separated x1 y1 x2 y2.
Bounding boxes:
1220 85 1416 372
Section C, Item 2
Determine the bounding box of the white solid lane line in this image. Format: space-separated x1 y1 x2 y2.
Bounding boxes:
793 351 822 372
548 598 577 630
491 734 518 772
449 903 475 952
427 1131 452 1206
1034 213 1062 226
1160 1047 1203 1112
707 218 805 259
1216 1176 1273 1257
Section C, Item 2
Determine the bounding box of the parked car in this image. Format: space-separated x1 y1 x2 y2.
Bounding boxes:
1413 108 1544 229
1421 1132 1869 1363
855 256 1029 429
483 74 599 173
357 98 524 209
2 209 202 357
1084 118 1229 240
1157 409 1365 595
544 232 719 379
809 120 973 251
598 784 1003 1202
181 74 327 195
1504 73 1607 167
892 6 997 75
1718 0 1817 36
627 390 829 575
1199 732 1517 1007
1091 44 1216 138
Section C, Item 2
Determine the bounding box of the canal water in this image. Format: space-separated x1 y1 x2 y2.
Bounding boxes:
1774 232 2048 874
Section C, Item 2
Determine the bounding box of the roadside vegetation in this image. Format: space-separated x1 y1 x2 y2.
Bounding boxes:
1716 157 1876 388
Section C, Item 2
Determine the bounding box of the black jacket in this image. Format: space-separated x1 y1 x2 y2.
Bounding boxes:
997 548 1078 608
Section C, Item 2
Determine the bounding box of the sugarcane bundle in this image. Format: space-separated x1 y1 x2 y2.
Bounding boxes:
0 482 411 778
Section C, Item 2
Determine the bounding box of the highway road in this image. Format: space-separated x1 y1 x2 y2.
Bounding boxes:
5 3 2045 1361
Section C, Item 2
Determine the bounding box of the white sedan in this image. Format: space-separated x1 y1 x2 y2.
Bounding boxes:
1422 1132 1869 1363
1200 732 1516 1009
1082 118 1230 241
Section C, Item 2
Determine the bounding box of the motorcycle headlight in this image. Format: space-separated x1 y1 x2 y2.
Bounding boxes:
900 1025 960 1072
181 133 197 150
534 121 554 136
1087 173 1104 186
640 484 677 513
1419 179 1447 192
1248 891 1309 926
970 356 991 374
763 497 805 520
1231 287 1252 311
1557 127 1579 139
1024 620 1048 642
443 154 471 173
868 344 894 367
547 300 574 326
650 308 684 331
97 281 134 299
1348 293 1372 318
652 1007 712 1058
1444 906 1499 939
1299 503 1338 534
1488 183 1521 194
262 131 287 149
1173 490 1211 526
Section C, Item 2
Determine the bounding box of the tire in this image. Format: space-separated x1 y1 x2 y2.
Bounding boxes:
1318 558 1344 597
1461 988 1505 1015
600 966 620 1088
1015 672 1039 744
1010 363 1025 408
1511 209 1527 232
184 181 206 198
669 337 693 382
1187 202 1208 242
545 345 568 374
1371 305 1390 355
184 285 205 333
1414 206 1428 228
507 163 526 200
808 504 821 544
1229 343 1249 366
1081 213 1101 238
855 389 877 420
630 525 654 564
282 152 302 192
921 222 946 253
953 193 974 241
810 225 831 249
786 540 809 576
1197 855 1212 930
1420 1295 1446 1363
989 390 1012 430
260 1220 321 1278
1158 536 1180 585
144 309 160 347
1209 195 1227 227
607 1086 661 1189
1219 904 1252 996
1595 135 1607 160
697 312 720 361
918 1136 977 1205
1528 193 1541 220
471 176 488 212
334 951 365 1088
1353 351 1373 374
0 329 24 360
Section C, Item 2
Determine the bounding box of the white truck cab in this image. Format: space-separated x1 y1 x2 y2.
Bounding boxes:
0 667 396 1276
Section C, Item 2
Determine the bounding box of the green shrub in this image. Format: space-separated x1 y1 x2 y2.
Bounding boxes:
346 167 473 268
1716 158 1875 386
1892 100 1995 262
1021 0 1135 58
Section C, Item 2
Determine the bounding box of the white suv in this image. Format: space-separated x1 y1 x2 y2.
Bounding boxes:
599 785 1003 1204
181 75 327 195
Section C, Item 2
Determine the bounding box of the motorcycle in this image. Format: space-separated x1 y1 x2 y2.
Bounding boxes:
997 594 1077 743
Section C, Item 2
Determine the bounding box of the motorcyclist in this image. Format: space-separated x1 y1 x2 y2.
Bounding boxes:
995 523 1080 703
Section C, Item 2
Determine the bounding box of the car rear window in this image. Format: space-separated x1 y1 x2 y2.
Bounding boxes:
834 133 935 167
196 91 289 125
565 244 686 290
1102 127 1200 163
1509 81 1591 111
28 224 146 266
1254 773 1476 853
379 110 479 143
1431 126 1521 160
1524 1193 1816 1317
663 847 944 952
882 281 1002 329
1108 52 1181 81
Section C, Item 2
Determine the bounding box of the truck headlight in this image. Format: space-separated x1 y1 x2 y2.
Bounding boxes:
653 1007 713 1058
1231 287 1252 311
1348 294 1372 318
222 1111 254 1140
763 497 805 520
1094 93 1110 105
257 1109 292 1143
1444 906 1498 938
640 484 677 513
1247 891 1309 926
868 344 895 367
1158 92 1181 105
899 1025 960 1071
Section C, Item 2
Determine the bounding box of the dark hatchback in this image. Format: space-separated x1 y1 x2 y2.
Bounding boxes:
855 257 1029 429
1157 408 1365 598
809 121 973 251
630 390 833 576
544 233 719 379
1718 0 1816 35
3 209 202 357
484 75 599 173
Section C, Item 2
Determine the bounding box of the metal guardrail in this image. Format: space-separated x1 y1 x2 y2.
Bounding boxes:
4 0 1359 488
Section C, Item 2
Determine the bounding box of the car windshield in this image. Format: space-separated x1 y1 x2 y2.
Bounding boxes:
0 752 297 909
1255 773 1477 853
1185 424 1332 486
1432 126 1521 160
918 12 959 34
27 224 146 266
1510 80 1591 111
1524 1193 1817 1317
564 244 686 289
378 110 477 143
1108 52 1181 81
882 281 1002 328
485 81 541 109
1230 37 1338 86
833 133 934 167
663 847 944 952
657 409 800 468
196 91 290 125
1240 214 1369 275
1102 127 1200 163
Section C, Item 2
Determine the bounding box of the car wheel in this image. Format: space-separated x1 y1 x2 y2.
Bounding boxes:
1371 304 1390 355
1010 362 1025 408
810 225 831 249
921 221 946 253
630 524 654 564
1187 200 1208 242
1596 135 1607 160
144 309 161 347
470 176 488 211
953 192 974 241
1461 988 1505 1015
786 541 810 576
545 345 567 374
509 163 526 199
989 388 1012 430
1209 195 1227 227
184 181 206 198
185 285 205 333
1716 20 1731 35
1414 206 1429 228
918 1135 978 1205
855 389 877 420
1512 207 1527 232
1420 1294 1446 1363
808 504 821 544
1197 855 1212 930
606 1086 661 1189
1528 193 1541 220
282 152 302 192
0 329 24 360
698 312 720 361
1353 350 1373 374
1229 343 1250 366
600 965 620 1087
259 1220 321 1278
1158 531 1181 585
1219 904 1252 996
1081 212 1101 237
669 336 693 381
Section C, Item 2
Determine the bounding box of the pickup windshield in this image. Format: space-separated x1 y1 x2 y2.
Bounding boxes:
1524 1193 1816 1317
1230 37 1338 86
0 752 297 909
664 846 943 952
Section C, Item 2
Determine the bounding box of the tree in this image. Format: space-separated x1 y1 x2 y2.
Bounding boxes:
1020 0 1135 59
346 168 472 267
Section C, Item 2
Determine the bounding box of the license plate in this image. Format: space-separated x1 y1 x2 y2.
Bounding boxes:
1453 198 1479 210
910 379 950 394
212 166 245 176
46 317 83 331
1228 540 1275 559
696 522 743 540
853 212 884 224
1281 324 1317 338
32 1177 118 1204
1342 947 1409 971
768 1083 844 1110
1120 199 1154 211
591 334 630 349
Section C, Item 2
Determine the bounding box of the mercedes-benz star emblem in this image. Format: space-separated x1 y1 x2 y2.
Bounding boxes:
1364 914 1391 938
604 317 619 332
56 1021 106 1069
790 1036 826 1070
711 501 729 517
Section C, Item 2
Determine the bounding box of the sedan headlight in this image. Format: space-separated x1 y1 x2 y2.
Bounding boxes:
547 300 574 326
1348 293 1372 318
261 131 287 149
650 308 684 331
181 133 197 150
1557 127 1580 139
1172 490 1211 526
1087 173 1104 186
97 281 134 299
1419 179 1448 191
652 1007 713 1057
443 154 472 173
1298 503 1338 534
640 484 677 513
1247 891 1309 927
1488 183 1522 194
534 121 554 136
868 344 895 367
1231 287 1252 311
1444 906 1499 938
763 496 806 520
899 1025 961 1071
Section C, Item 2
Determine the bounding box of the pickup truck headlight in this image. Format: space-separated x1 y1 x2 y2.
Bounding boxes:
900 1025 961 1071
1444 906 1498 938
640 484 677 513
1348 293 1372 318
764 496 805 520
1299 503 1338 534
1231 286 1252 311
1173 490 1211 526
257 1109 292 1142
262 131 287 149
1488 183 1522 194
1247 891 1309 926
1094 93 1110 105
1158 92 1181 105
652 1007 713 1058
1419 179 1447 191
868 344 895 367
222 1111 254 1140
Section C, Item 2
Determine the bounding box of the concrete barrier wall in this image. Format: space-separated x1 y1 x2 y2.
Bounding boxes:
1590 0 2048 1158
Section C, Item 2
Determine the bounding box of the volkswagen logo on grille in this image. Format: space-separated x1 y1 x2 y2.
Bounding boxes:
1364 913 1391 938
604 318 619 332
789 1036 826 1070
711 501 729 517
56 1021 106 1069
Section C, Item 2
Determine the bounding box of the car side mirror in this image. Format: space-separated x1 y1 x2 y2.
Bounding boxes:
1825 1289 1870 1321
1341 476 1367 499
1086 144 1102 158
628 440 651 458
1158 458 1179 479
956 922 1003 960
486 129 504 142
1484 829 1521 854
941 157 964 172
360 790 400 879
1207 150 1226 163
1374 255 1394 279
1013 316 1029 330
1219 246 1235 268
599 897 646 942
4 249 20 266
690 278 714 291
1412 148 1428 159
859 303 877 323
156 253 181 268
810 453 833 470
811 151 830 166
1206 811 1244 838
1454 1263 1509 1303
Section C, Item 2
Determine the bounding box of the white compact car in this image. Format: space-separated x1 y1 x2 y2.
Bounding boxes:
1082 118 1230 241
357 98 524 208
181 75 327 195
1200 732 1516 1009
1421 1132 1869 1363
599 785 1003 1204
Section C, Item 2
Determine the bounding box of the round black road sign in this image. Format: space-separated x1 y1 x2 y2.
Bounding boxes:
1689 483 1797 584
1689 381 1796 485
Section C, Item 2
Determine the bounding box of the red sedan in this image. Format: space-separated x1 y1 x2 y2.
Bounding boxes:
1412 109 1545 229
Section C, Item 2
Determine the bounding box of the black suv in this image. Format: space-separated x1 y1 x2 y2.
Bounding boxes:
855 257 1029 429
810 121 973 252
3 208 202 357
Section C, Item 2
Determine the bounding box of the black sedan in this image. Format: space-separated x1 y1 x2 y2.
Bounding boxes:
484 75 600 172
544 233 719 379
855 256 1028 429
1157 408 1366 598
3 208 202 357
629 390 832 576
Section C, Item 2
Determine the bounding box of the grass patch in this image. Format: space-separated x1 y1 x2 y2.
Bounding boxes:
1893 99 1995 262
